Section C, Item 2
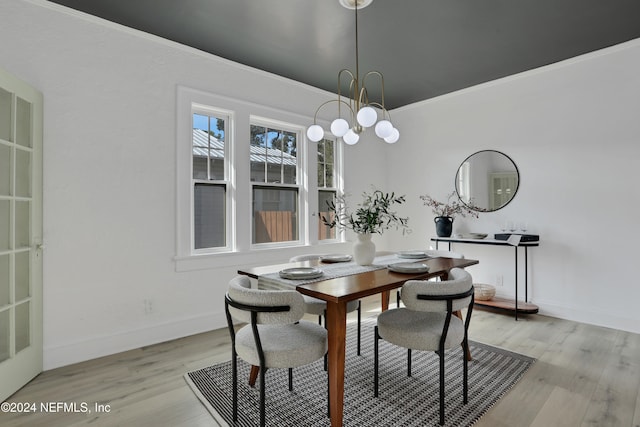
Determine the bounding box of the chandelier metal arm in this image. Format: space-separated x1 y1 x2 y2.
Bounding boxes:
361 70 386 110
307 0 399 145
312 99 355 124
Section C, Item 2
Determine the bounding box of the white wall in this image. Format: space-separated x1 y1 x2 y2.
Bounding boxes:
2 0 638 370
387 39 640 334
0 0 389 369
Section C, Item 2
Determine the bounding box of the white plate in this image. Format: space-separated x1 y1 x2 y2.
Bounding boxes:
387 262 430 274
319 254 353 263
279 267 323 280
397 250 429 259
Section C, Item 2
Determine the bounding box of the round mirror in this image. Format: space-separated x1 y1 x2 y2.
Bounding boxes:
455 150 519 212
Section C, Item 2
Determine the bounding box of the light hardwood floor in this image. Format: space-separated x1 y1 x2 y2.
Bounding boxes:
1 296 640 427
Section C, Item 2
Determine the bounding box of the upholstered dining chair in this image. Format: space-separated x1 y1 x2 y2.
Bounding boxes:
225 275 328 427
289 254 362 355
396 249 465 307
374 267 474 426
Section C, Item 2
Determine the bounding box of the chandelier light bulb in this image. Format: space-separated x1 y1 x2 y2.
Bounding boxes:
384 128 399 144
330 118 350 137
374 120 393 139
356 106 377 128
306 124 324 142
343 129 360 145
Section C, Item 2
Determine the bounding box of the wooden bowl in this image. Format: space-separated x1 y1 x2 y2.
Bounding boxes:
473 284 496 301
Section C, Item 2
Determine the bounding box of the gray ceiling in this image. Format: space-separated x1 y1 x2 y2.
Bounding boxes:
46 0 640 110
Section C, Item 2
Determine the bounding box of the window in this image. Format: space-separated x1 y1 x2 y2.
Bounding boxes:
191 109 231 251
250 121 301 245
177 86 344 268
317 137 338 240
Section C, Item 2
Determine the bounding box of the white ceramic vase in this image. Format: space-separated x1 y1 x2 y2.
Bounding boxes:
353 233 376 266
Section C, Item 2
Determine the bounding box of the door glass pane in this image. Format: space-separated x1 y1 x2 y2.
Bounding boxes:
15 97 32 148
252 186 298 244
0 144 10 196
0 255 8 307
194 183 226 250
15 302 30 353
15 149 31 198
0 309 9 362
0 200 9 251
15 201 30 249
0 88 11 142
15 251 29 301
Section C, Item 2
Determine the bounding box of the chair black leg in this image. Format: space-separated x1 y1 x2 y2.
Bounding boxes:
323 310 328 371
232 351 238 422
463 338 469 404
260 362 266 427
374 326 379 397
288 367 293 391
396 290 401 308
357 300 362 355
407 349 412 377
438 348 445 426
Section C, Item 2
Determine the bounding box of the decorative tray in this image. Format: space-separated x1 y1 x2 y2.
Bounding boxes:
319 254 353 263
467 233 488 239
279 267 323 280
397 250 429 259
387 262 430 274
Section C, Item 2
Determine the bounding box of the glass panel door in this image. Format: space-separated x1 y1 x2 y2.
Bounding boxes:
0 66 43 402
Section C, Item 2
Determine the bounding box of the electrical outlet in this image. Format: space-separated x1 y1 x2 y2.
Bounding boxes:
495 275 504 287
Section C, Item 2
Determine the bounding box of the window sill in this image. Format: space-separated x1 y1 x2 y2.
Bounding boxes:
174 241 350 272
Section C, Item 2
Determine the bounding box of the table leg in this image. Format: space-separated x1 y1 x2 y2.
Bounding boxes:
326 300 348 427
381 290 390 311
248 365 259 387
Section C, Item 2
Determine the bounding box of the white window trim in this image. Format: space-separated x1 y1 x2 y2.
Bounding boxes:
175 86 346 272
316 132 345 245
177 87 239 266
249 116 306 249
191 104 234 255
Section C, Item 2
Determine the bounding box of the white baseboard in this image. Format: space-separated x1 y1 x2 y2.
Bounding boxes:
533 300 639 335
43 312 228 370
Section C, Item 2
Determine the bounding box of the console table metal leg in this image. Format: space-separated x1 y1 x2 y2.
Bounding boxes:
514 247 519 321
525 247 529 302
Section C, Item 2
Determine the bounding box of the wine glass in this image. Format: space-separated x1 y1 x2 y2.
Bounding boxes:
507 221 516 233
519 222 528 233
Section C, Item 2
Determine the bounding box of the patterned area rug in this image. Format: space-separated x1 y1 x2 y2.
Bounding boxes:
185 317 534 426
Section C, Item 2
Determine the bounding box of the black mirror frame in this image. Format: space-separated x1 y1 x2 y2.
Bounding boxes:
454 149 520 213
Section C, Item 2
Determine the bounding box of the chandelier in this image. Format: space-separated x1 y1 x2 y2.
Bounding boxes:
307 0 399 145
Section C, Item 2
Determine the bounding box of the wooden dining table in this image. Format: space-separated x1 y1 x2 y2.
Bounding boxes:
238 255 479 427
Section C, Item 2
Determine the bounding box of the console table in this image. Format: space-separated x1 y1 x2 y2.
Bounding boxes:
431 236 539 320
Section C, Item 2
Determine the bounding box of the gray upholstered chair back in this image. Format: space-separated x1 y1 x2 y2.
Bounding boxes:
400 268 473 312
227 275 305 325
